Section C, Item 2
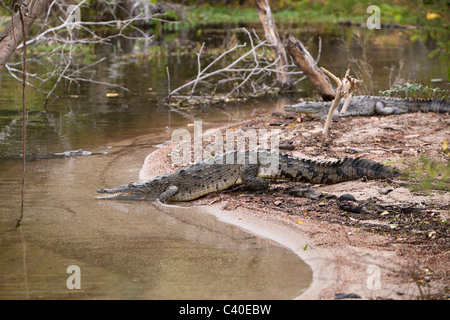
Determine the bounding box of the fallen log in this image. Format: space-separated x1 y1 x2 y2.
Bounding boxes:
286 35 336 101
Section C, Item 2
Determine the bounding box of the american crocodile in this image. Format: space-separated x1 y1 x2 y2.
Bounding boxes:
97 150 399 203
284 96 450 119
0 150 104 161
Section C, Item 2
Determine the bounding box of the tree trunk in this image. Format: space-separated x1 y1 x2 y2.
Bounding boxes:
254 0 293 90
0 0 53 74
286 35 336 101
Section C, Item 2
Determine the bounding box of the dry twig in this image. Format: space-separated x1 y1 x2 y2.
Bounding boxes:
321 67 361 137
168 28 306 105
3 0 164 103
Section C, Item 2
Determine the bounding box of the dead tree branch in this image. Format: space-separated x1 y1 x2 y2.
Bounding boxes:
0 0 54 74
168 28 304 105
321 67 361 137
286 35 336 101
18 0 28 227
338 30 374 95
1 0 165 102
254 0 293 90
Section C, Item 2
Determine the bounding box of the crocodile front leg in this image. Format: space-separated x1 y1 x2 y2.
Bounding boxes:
157 185 179 203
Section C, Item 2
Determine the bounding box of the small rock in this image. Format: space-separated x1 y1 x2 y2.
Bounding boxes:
375 187 394 195
338 193 357 202
339 203 369 214
335 293 362 299
273 200 283 206
290 188 323 200
279 143 295 150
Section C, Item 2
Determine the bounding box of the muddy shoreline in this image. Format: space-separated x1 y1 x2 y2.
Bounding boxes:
137 111 449 299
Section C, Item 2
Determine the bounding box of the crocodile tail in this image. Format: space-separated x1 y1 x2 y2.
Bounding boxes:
432 99 450 113
337 157 401 183
273 154 400 184
407 99 450 113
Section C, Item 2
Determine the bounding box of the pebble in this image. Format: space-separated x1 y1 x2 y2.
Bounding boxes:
375 187 394 195
338 193 357 202
273 200 283 206
290 188 323 200
335 293 362 299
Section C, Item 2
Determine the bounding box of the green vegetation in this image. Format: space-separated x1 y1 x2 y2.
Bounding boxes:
186 7 258 25
401 155 450 193
186 4 349 25
380 82 450 100
184 0 447 26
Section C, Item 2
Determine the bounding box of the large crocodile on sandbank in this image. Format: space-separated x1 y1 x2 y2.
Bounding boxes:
284 96 449 119
97 150 399 203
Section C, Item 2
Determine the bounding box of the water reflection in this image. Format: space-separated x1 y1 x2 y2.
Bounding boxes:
0 133 311 299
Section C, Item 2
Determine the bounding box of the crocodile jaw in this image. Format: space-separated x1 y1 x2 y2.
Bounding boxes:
292 108 322 118
285 104 327 118
97 182 148 200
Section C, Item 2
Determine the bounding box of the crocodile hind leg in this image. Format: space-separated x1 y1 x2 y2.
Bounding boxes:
241 164 269 191
375 101 407 115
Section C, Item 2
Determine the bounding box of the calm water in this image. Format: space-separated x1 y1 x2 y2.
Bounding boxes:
0 23 447 299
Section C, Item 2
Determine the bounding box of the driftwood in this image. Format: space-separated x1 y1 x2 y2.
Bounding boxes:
286 35 336 101
254 0 294 90
321 67 361 137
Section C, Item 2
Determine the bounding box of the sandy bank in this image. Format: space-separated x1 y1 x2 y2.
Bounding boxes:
135 111 449 299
